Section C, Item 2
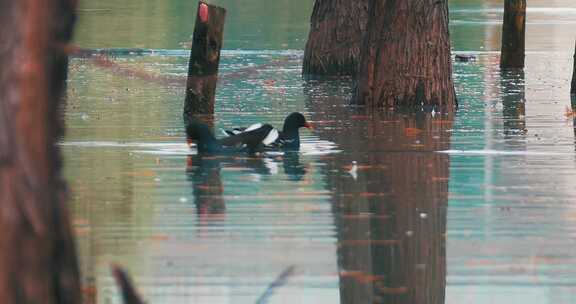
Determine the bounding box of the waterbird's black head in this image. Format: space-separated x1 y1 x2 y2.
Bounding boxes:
283 112 312 133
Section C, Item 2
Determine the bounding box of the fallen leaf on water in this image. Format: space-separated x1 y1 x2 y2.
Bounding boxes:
340 271 385 284
565 106 575 118
358 192 388 198
75 227 91 236
150 234 170 241
404 127 423 137
125 170 156 177
195 185 223 191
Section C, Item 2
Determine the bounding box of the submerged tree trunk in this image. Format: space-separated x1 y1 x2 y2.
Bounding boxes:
500 0 526 69
571 40 576 95
302 0 369 77
183 1 226 121
353 0 456 110
0 0 80 303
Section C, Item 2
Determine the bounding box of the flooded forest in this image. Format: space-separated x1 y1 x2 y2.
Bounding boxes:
1 0 576 303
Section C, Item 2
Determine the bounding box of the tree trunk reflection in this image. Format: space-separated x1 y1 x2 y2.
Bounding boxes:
305 81 452 304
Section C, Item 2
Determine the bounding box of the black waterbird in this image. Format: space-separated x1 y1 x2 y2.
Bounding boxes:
224 112 312 150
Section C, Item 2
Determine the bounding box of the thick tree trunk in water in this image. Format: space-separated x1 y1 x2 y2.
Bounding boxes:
184 1 226 121
500 0 526 69
302 0 369 77
0 0 80 303
353 0 456 110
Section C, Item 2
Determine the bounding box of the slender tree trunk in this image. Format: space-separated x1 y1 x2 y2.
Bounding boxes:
571 40 576 95
0 0 80 303
183 1 226 122
500 0 526 69
302 0 369 77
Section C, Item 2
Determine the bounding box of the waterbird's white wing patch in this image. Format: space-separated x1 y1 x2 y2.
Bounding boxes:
244 123 263 132
262 128 279 146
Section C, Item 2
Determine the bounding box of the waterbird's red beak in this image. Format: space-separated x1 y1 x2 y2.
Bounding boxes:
304 122 313 130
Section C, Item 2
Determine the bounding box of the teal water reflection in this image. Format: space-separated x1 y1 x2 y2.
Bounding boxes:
67 1 576 303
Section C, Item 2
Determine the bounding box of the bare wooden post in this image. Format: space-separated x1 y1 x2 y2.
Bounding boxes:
302 0 369 77
353 0 456 110
183 1 226 123
500 0 526 69
571 40 576 95
0 0 81 302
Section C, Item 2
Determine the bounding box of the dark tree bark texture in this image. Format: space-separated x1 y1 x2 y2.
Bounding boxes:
0 0 81 303
500 0 526 69
571 40 576 95
353 0 456 110
302 0 369 77
184 1 226 121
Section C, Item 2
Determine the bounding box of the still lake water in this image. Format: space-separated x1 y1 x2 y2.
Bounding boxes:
65 0 576 303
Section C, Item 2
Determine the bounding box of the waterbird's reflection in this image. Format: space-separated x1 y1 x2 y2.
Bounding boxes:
185 152 308 218
305 80 452 304
500 70 527 137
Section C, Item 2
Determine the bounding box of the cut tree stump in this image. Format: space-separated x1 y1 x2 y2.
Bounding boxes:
500 0 526 69
183 1 226 123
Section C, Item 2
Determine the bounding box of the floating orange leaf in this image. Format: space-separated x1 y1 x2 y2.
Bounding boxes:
565 106 575 118
404 127 423 137
340 271 385 284
150 234 170 241
125 170 156 177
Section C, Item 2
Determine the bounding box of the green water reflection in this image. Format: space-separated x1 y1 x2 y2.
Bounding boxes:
67 0 576 303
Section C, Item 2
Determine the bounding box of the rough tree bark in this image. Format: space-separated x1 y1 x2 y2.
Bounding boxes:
353 0 457 110
500 0 526 69
183 1 226 121
0 0 80 303
302 0 369 77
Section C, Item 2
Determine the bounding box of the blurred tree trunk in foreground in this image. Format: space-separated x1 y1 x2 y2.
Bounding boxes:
0 0 80 303
302 0 369 77
353 0 456 110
